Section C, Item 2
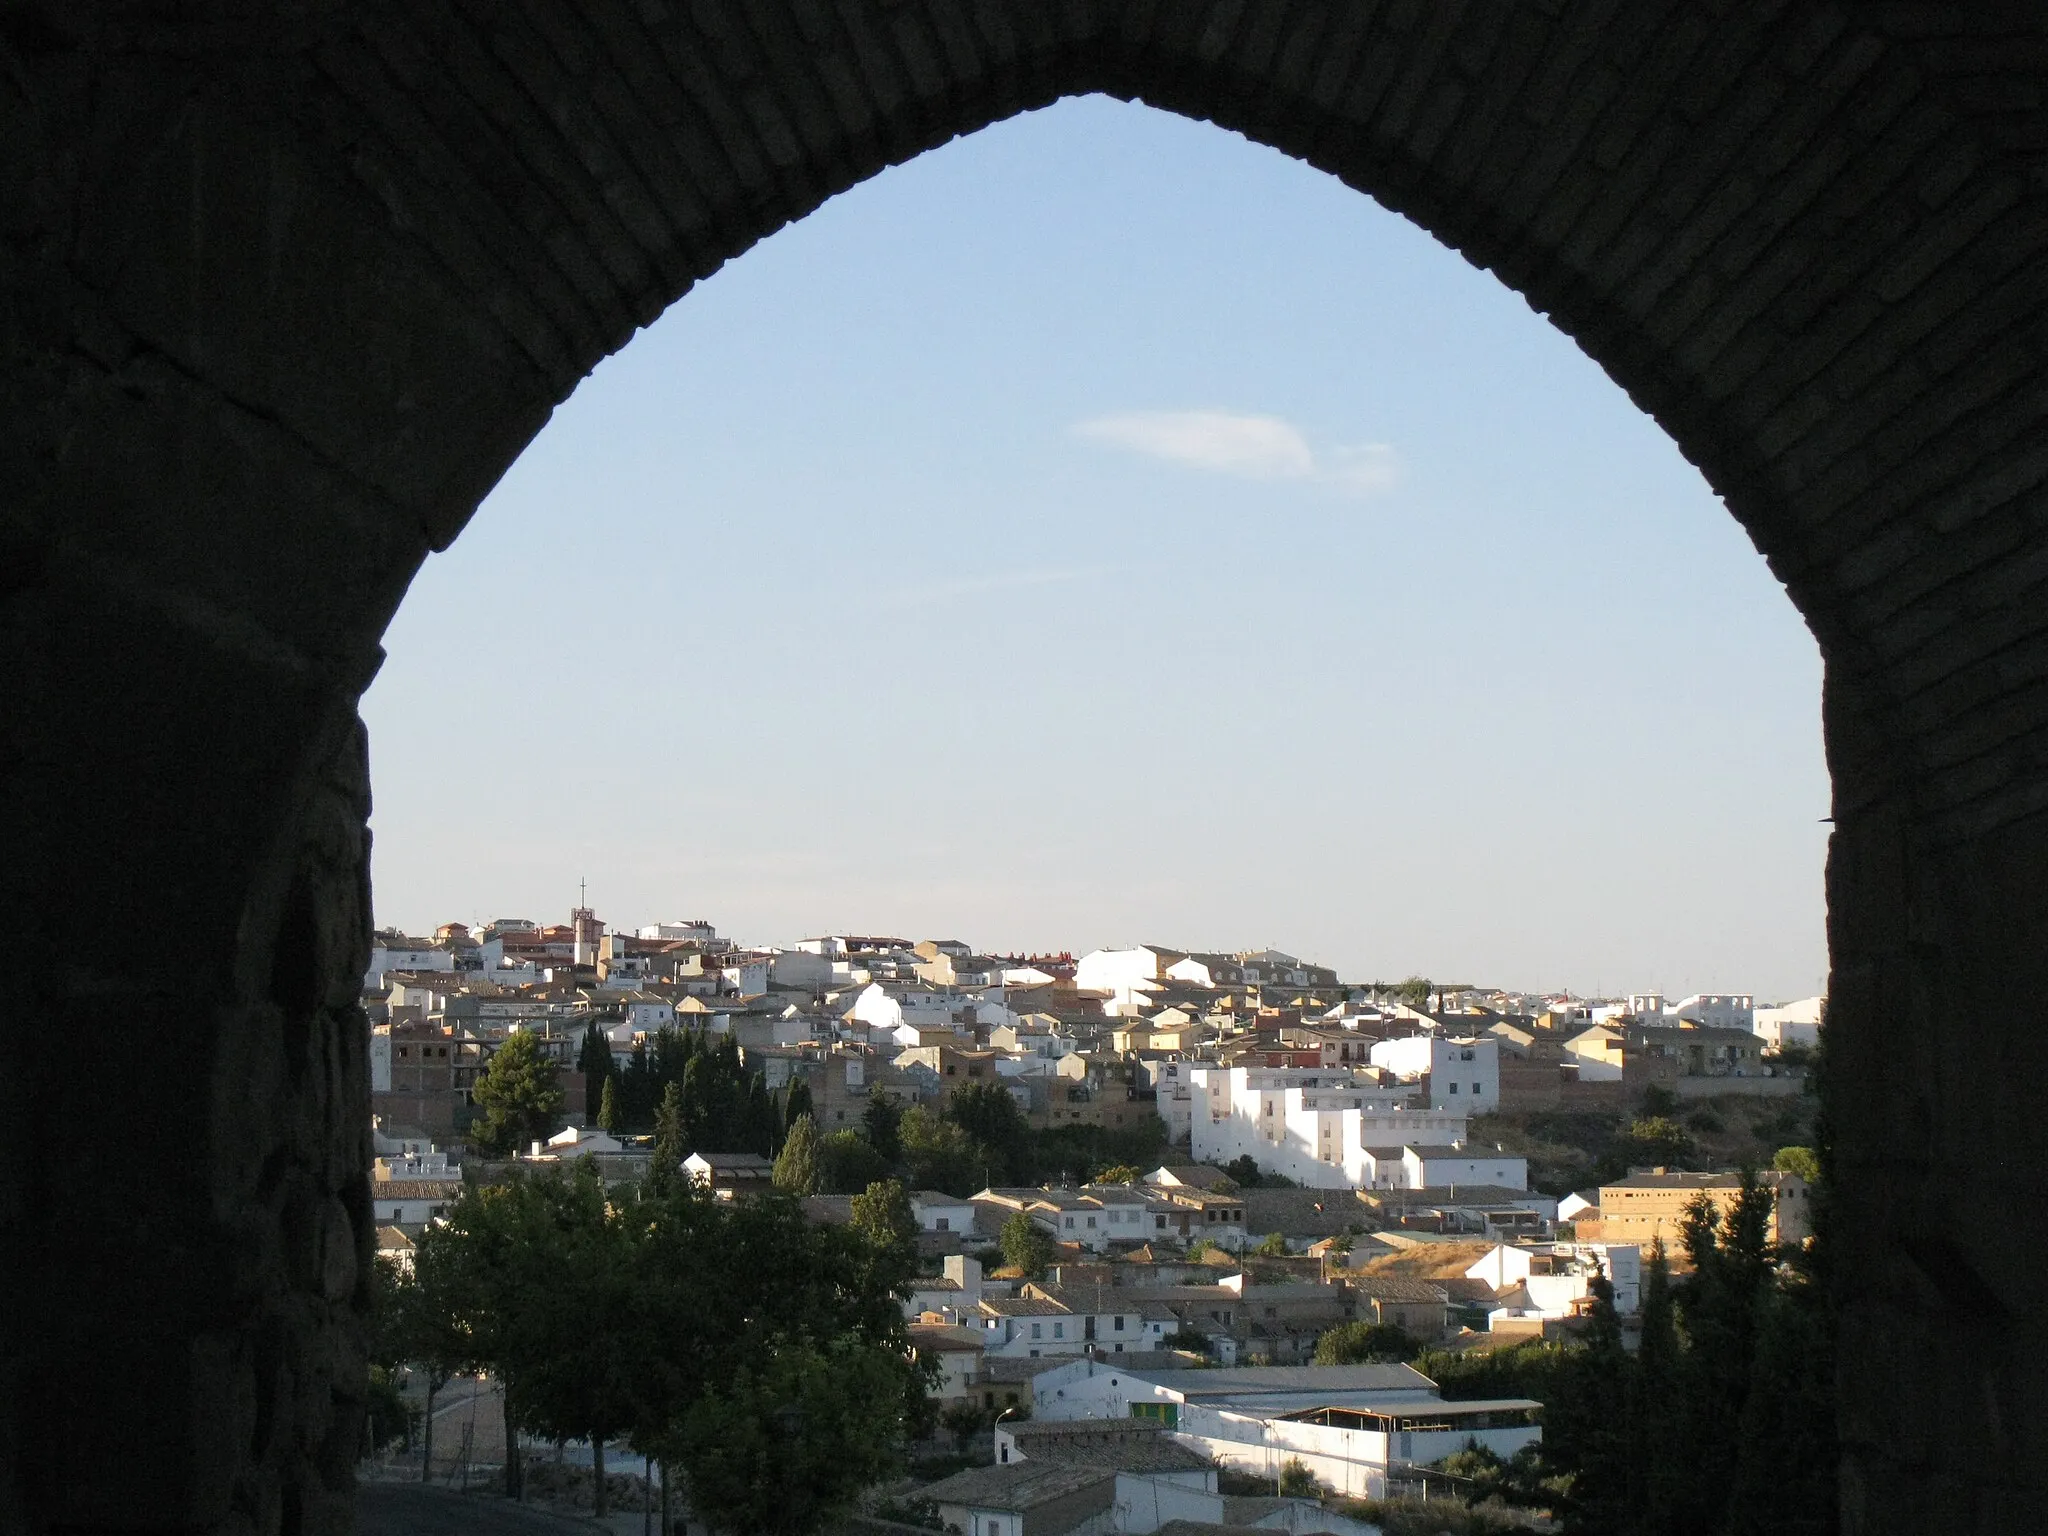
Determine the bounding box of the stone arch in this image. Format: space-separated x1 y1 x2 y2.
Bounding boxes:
3 3 2044 1532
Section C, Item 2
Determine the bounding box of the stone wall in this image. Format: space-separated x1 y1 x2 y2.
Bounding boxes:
2 4 2045 1531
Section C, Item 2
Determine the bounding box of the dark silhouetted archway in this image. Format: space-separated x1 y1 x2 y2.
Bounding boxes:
3 4 2044 1531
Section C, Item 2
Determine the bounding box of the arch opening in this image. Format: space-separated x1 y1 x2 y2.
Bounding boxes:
365 97 1829 1002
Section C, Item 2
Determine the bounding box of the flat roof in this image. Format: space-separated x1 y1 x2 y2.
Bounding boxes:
1108 1363 1435 1398
1278 1395 1540 1418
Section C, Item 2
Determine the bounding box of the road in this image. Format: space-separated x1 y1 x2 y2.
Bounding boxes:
357 1484 599 1535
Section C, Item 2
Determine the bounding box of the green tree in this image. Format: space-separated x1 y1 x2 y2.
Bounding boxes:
900 1106 979 1197
414 1169 565 1500
505 1163 641 1516
1624 1241 1684 1536
784 1073 815 1129
676 1333 922 1536
597 1075 622 1135
1638 1083 1680 1118
630 1182 929 1536
1313 1321 1420 1365
775 1113 822 1195
1721 1279 1836 1536
849 1179 918 1257
938 1401 988 1452
361 1256 421 1457
1277 1458 1318 1497
1536 1272 1627 1531
946 1079 1030 1183
469 1029 565 1156
1670 1179 1774 1535
818 1129 890 1196
577 1021 614 1121
649 1080 687 1199
622 1039 655 1129
999 1211 1055 1279
862 1091 904 1163
1252 1232 1287 1257
1772 1144 1821 1183
1614 1115 1695 1171
1222 1155 1263 1188
1092 1164 1140 1184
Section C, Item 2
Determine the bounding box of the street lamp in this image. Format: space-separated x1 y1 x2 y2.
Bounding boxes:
994 1404 1019 1463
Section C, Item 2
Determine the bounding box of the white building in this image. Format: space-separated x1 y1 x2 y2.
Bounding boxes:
912 1190 980 1236
368 1176 462 1226
1671 993 1755 1030
1186 1066 1507 1190
1030 1360 1539 1499
1465 1240 1642 1317
1367 1035 1501 1111
639 919 719 944
372 1147 458 1180
1388 1145 1527 1193
1754 996 1824 1052
907 1255 986 1322
1073 947 1182 1016
978 1187 1156 1255
364 945 454 990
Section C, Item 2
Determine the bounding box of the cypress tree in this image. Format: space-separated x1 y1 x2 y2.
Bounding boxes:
649 1081 687 1199
1674 1179 1774 1534
598 1076 622 1136
785 1074 815 1130
1625 1241 1683 1536
1721 1283 1835 1536
773 1114 821 1195
748 1074 777 1157
623 1039 654 1129
681 1055 709 1148
577 1021 612 1121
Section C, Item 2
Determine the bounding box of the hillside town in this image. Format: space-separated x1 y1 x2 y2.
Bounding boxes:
363 903 1827 1533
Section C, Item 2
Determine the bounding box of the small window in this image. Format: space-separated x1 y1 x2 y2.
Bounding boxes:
937 1217 950 1232
1448 1082 1459 1093
1054 1321 1065 1338
1031 1323 1042 1339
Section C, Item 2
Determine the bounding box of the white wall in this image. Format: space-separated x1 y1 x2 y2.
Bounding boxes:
1405 1148 1527 1191
1369 1036 1500 1111
1190 1066 1474 1189
365 947 454 989
1672 992 1756 1030
1074 949 1170 1013
771 949 835 988
1753 995 1823 1051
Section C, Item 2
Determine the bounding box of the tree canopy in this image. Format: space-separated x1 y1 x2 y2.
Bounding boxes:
1313 1321 1420 1365
774 1113 822 1195
999 1211 1055 1279
386 1163 927 1532
468 1029 565 1155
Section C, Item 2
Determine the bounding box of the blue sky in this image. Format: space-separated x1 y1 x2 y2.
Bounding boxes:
361 95 1830 1001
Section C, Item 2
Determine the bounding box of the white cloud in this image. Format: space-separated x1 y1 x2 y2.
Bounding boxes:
1325 442 1400 496
1076 409 1315 480
1073 409 1398 496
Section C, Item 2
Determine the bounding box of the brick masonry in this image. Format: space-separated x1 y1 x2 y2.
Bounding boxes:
0 3 2044 1531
